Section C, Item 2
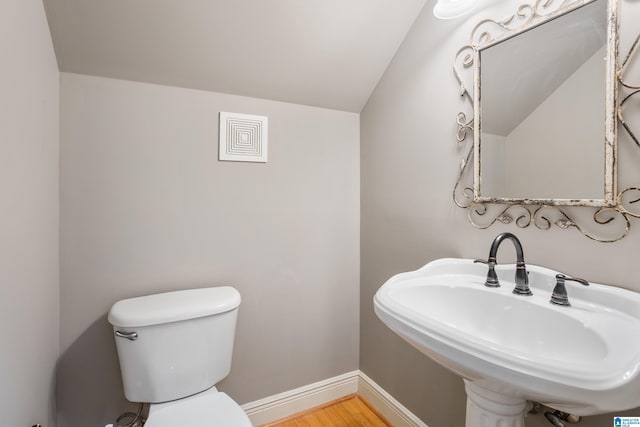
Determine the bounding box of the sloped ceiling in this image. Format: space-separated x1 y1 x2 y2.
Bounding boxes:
43 0 427 112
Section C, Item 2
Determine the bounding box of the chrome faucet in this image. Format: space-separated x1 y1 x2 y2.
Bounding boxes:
475 232 531 295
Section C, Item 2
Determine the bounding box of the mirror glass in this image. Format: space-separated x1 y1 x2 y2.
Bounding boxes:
477 0 610 202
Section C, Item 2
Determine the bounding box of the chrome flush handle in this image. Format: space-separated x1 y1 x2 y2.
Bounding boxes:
115 330 138 341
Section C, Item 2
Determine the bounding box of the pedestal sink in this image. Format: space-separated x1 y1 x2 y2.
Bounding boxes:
374 258 640 426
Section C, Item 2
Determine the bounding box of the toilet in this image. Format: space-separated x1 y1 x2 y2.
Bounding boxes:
108 286 253 427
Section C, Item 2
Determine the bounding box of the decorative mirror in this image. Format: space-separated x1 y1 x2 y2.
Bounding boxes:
454 0 640 242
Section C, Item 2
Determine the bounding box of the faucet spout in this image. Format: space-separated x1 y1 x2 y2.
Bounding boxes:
485 232 531 295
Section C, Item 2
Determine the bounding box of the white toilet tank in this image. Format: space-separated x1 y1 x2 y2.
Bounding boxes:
108 286 241 403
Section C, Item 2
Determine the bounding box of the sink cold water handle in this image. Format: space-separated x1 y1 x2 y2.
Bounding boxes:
115 330 138 341
550 274 589 307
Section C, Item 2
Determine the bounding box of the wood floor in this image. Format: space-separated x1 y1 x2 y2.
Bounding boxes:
261 394 392 427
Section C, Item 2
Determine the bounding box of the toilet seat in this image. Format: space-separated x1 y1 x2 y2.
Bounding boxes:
145 387 253 427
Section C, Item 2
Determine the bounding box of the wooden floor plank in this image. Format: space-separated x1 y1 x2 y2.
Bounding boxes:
329 403 361 427
331 403 360 426
262 395 392 427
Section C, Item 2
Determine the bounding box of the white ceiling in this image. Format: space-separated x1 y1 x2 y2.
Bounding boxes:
43 0 427 112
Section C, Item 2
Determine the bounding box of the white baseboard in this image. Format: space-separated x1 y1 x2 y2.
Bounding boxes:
240 370 428 427
358 371 429 427
241 370 359 426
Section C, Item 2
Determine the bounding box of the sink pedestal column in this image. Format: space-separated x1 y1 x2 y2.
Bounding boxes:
464 380 527 427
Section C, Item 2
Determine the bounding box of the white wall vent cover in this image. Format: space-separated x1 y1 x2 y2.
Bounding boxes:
219 112 268 162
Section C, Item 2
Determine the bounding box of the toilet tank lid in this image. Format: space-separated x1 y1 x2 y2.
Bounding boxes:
108 286 241 328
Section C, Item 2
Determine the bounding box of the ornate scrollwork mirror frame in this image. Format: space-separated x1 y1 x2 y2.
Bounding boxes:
453 0 640 242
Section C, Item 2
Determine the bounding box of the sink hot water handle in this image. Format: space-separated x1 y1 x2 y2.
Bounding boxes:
550 274 589 307
473 258 500 287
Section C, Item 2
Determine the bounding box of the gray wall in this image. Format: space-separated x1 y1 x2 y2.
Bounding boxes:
58 73 360 427
360 1 640 426
0 1 60 426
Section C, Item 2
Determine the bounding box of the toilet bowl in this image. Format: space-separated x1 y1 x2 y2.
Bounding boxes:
145 387 251 427
108 286 252 427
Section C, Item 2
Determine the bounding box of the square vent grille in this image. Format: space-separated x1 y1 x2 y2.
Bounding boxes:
219 112 268 163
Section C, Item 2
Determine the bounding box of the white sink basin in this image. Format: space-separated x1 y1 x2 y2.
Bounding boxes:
374 258 640 419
